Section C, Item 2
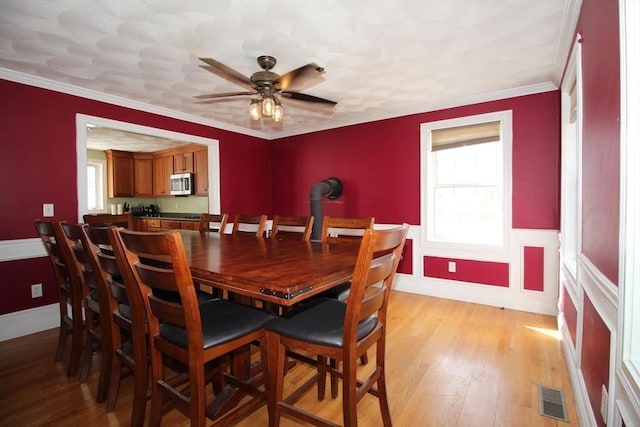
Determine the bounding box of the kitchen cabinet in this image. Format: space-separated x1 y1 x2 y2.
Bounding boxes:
173 152 194 173
140 218 198 231
153 155 173 197
181 221 200 230
194 149 208 196
133 153 153 197
139 218 160 231
105 150 134 197
160 219 182 229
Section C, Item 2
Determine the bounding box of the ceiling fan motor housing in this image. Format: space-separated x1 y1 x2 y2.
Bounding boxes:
251 70 279 88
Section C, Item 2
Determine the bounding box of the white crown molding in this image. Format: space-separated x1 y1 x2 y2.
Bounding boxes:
271 81 558 139
552 0 583 84
0 68 268 139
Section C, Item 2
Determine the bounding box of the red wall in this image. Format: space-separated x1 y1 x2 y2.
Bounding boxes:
560 286 578 348
0 80 271 314
423 256 510 287
271 92 560 229
582 295 611 427
523 246 545 292
578 0 620 286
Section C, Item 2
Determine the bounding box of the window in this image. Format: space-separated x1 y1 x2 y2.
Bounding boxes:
87 159 106 212
420 111 512 250
560 36 583 279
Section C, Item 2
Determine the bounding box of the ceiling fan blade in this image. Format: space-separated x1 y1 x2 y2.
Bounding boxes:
194 91 256 100
281 91 337 105
275 63 325 91
199 57 254 89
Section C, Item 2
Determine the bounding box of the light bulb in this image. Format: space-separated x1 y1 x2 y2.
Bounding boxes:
262 96 274 117
249 99 262 120
273 103 284 123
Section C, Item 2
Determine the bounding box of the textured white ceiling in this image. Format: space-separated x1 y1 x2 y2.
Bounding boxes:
0 0 579 144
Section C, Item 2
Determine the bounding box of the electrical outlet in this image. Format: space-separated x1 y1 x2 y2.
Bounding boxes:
43 203 54 217
601 384 608 421
448 261 457 273
31 283 43 298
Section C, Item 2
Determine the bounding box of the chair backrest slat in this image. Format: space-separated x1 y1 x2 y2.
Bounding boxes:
321 216 374 244
231 214 267 237
271 215 314 241
199 213 228 233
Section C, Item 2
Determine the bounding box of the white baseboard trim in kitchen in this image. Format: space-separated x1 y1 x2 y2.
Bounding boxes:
0 303 59 342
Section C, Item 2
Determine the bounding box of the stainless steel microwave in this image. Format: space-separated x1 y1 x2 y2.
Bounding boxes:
170 173 193 195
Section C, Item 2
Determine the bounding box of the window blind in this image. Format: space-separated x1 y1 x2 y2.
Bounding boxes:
431 121 501 151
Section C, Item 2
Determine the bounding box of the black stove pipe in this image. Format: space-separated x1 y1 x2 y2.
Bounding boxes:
310 177 343 241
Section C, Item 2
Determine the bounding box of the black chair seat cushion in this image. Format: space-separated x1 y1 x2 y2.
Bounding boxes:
119 291 214 321
317 282 351 301
266 298 378 348
160 299 274 349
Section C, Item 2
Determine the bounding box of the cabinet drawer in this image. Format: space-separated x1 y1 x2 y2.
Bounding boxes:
160 220 181 229
181 221 199 230
145 219 161 229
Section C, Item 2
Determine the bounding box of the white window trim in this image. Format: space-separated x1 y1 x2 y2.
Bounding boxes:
420 110 512 256
617 0 640 422
86 158 107 213
560 34 584 286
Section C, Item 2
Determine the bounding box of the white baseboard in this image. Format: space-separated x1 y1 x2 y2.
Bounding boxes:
0 303 59 342
393 274 558 315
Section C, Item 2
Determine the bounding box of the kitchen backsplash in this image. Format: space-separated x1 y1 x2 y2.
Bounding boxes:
108 196 209 214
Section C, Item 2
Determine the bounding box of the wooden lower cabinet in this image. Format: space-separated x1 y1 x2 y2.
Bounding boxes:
139 218 198 231
181 221 199 230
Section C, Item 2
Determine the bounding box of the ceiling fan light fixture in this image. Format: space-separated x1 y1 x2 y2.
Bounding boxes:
249 99 262 120
273 100 284 123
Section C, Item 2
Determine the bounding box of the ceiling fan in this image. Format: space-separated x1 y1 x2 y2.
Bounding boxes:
195 55 337 122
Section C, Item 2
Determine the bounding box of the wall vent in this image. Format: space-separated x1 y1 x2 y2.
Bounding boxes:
538 385 569 422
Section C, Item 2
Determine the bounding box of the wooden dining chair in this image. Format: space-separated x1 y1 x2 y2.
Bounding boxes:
81 225 149 427
267 224 409 427
34 220 85 377
284 216 374 398
270 215 314 241
231 214 267 237
114 228 275 427
83 212 133 229
199 213 228 233
57 222 110 403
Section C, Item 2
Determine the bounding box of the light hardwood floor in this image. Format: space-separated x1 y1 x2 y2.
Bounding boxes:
0 291 576 426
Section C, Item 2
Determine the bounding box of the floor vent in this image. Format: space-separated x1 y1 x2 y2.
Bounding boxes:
538 385 569 422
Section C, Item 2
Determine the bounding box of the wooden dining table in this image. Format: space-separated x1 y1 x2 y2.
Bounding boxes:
177 229 360 307
174 230 361 420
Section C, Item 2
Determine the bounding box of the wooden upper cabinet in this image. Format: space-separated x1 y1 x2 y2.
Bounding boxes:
153 155 173 197
133 153 153 197
173 152 194 173
105 150 134 197
194 149 208 196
